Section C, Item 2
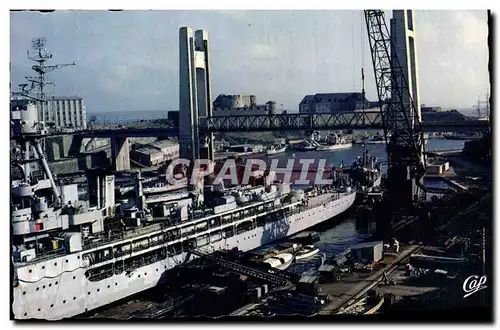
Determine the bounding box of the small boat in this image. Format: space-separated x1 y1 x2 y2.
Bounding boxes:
315 142 352 151
263 253 294 271
290 231 320 244
295 245 320 260
266 144 287 156
295 143 316 151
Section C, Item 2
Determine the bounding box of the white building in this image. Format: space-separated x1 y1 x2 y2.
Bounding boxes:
36 96 87 130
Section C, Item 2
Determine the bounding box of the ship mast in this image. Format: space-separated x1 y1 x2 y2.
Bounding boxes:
18 37 75 122
11 37 75 193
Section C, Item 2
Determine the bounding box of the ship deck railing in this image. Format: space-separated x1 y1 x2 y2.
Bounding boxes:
13 247 67 267
14 189 354 266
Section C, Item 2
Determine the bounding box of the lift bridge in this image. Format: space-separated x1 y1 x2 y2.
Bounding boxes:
54 110 488 139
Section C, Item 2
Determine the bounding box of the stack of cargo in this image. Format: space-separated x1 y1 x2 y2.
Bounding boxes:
350 241 384 263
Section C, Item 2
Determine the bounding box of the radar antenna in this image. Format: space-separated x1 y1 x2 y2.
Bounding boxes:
15 37 75 107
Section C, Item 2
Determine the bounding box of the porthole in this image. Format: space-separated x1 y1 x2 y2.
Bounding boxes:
73 297 76 300
54 263 57 266
115 283 118 286
36 287 39 291
85 308 88 312
97 289 100 292
37 308 41 312
49 283 52 287
42 266 45 270
144 272 147 276
50 304 54 308
24 313 27 316
77 256 80 259
55 281 58 285
43 285 46 289
28 269 32 273
156 268 158 272
88 291 91 295
138 275 141 278
65 260 68 263
23 291 26 295
73 276 76 280
107 285 110 288
63 300 66 304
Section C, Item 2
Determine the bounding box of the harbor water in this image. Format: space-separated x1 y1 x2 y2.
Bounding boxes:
254 138 466 275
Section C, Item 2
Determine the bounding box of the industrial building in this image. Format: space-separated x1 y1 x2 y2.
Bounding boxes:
36 96 87 130
212 94 277 116
130 140 179 167
299 93 376 114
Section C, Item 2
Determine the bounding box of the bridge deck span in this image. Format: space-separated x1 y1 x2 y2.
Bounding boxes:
44 112 488 138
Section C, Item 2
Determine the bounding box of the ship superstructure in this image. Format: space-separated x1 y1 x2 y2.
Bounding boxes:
349 145 382 193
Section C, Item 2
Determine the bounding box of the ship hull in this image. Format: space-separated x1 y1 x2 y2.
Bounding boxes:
266 147 287 156
316 143 352 151
13 191 356 320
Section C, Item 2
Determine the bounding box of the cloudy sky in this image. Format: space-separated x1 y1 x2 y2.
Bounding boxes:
10 10 489 113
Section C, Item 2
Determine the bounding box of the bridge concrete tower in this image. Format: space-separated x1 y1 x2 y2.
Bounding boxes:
179 27 214 162
390 10 422 127
111 136 130 171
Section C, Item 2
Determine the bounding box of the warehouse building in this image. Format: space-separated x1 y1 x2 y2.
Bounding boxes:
130 140 179 167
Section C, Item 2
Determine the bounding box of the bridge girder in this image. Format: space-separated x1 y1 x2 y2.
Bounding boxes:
34 114 489 139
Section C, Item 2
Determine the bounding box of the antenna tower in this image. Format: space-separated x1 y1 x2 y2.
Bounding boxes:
22 37 75 102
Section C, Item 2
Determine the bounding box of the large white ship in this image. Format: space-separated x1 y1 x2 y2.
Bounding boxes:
12 183 355 320
11 99 356 320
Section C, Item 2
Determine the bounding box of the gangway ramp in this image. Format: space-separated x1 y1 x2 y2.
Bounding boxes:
188 248 297 287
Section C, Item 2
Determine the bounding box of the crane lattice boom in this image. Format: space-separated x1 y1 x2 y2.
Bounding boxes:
364 10 426 207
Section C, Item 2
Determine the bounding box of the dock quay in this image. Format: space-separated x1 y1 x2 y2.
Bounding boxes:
318 244 421 314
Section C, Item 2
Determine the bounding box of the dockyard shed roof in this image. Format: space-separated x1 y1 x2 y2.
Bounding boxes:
351 241 383 249
148 140 178 149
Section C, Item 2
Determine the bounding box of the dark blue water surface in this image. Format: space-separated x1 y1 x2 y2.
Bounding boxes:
255 138 464 274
